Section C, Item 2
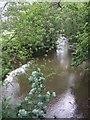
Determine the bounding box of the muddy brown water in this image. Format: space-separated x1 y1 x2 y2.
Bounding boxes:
2 36 88 118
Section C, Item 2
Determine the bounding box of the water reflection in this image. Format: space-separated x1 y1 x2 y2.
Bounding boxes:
46 89 77 118
56 37 70 70
2 36 88 118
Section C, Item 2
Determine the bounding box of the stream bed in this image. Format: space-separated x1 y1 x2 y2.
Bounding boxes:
2 36 88 118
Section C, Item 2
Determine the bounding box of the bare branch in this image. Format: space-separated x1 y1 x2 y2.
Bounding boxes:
1 2 8 13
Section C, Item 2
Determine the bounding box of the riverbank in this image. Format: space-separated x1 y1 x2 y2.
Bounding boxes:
2 36 88 118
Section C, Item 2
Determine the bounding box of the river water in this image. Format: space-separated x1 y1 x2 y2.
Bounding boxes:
2 36 88 118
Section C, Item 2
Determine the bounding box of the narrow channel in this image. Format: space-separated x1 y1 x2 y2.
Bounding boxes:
2 36 88 118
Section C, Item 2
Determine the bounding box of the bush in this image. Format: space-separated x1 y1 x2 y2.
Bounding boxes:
2 70 56 118
1 2 61 79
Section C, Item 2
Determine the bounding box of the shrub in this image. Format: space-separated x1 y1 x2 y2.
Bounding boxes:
2 70 56 118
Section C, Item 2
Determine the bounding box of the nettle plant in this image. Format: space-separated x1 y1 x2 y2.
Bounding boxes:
17 70 56 118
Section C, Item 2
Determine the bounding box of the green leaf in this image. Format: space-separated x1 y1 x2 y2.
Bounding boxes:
32 109 39 115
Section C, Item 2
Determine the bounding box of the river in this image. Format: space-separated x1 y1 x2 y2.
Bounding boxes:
2 36 88 118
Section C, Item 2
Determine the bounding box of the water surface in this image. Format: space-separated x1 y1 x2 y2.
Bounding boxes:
3 36 88 118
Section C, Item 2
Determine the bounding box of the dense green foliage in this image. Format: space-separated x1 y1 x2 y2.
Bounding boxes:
2 70 56 118
60 2 89 66
1 2 89 79
1 2 61 79
69 2 89 66
1 1 89 119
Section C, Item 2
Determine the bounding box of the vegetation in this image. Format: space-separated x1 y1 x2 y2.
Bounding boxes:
69 2 89 66
2 70 56 118
56 2 89 66
1 2 89 79
1 2 61 79
0 1 89 119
